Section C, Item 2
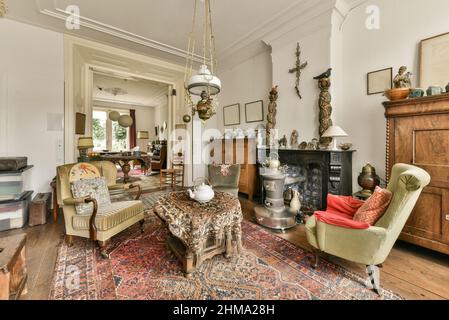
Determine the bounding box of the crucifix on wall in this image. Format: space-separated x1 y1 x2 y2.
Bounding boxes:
289 43 308 99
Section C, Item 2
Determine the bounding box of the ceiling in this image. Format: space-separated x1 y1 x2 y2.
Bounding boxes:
4 0 328 66
93 73 169 108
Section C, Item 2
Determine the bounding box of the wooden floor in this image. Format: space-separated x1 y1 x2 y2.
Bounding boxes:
1 194 449 300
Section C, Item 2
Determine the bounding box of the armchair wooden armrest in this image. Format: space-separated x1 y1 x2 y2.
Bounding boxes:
63 197 99 241
63 196 91 206
109 183 142 200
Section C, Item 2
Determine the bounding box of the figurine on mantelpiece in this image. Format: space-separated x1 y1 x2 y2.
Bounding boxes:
393 66 412 88
306 138 319 150
290 130 299 149
299 141 308 150
279 135 288 148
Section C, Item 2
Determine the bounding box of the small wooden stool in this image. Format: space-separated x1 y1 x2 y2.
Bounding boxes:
0 234 28 300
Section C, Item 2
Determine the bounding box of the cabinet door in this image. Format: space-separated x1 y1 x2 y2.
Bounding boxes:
402 187 449 246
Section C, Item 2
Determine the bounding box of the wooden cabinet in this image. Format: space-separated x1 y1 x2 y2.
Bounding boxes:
211 138 257 200
384 94 449 255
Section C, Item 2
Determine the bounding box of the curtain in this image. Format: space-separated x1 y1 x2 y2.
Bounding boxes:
129 109 137 149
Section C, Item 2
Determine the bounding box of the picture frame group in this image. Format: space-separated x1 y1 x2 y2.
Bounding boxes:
223 100 264 126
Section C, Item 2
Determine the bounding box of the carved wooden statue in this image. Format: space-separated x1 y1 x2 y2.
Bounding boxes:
289 43 308 99
266 86 279 146
393 66 412 88
314 69 333 146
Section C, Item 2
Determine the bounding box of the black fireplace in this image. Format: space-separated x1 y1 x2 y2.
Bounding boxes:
257 148 355 214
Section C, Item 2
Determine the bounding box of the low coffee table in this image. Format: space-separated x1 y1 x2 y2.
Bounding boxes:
153 191 243 277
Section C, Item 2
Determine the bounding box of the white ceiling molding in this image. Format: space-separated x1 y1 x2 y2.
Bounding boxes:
66 34 186 80
262 0 337 47
92 98 158 108
36 0 204 62
220 0 344 70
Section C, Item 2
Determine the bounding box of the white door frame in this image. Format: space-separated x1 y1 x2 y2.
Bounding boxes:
64 35 185 172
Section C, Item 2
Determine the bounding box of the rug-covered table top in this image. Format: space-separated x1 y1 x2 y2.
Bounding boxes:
153 191 243 252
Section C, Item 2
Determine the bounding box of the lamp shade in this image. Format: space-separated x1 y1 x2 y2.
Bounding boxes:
78 137 94 149
137 131 149 139
109 111 120 121
187 64 221 96
322 126 348 138
118 115 133 127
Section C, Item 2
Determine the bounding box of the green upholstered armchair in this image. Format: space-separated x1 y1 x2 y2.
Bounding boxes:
305 163 431 295
56 161 145 258
208 164 241 197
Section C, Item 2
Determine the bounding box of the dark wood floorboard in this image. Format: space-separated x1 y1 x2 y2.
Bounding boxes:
1 195 448 300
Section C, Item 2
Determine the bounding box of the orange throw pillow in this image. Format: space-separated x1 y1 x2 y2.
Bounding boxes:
353 186 393 225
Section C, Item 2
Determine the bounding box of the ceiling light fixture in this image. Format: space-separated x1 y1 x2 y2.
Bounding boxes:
184 0 221 122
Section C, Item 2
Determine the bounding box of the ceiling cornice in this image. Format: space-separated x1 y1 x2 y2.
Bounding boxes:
31 0 356 71
220 0 346 70
36 0 204 62
93 97 158 108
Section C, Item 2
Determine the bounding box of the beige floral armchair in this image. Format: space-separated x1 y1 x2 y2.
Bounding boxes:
56 161 145 258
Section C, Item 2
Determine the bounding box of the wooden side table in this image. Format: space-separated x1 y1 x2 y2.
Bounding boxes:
0 234 28 300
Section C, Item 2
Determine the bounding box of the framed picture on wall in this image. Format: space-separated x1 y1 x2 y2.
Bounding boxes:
367 68 393 95
420 32 449 89
223 104 241 126
75 113 86 135
244 100 264 123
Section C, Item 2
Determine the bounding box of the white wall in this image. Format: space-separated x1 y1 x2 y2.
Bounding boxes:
0 19 64 193
335 0 449 187
217 50 272 133
154 102 169 140
271 24 332 144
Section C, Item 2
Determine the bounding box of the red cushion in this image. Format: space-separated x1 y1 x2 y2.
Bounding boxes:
326 194 364 216
353 186 393 225
315 211 370 230
313 195 369 230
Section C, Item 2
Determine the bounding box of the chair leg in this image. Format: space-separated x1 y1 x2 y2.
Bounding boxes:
66 235 74 247
139 219 145 233
366 265 381 296
311 249 320 269
160 171 163 189
97 241 110 259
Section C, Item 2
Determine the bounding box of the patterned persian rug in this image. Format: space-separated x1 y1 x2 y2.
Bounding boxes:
49 191 402 300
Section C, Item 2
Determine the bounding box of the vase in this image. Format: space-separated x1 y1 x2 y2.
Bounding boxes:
357 163 380 196
289 190 301 213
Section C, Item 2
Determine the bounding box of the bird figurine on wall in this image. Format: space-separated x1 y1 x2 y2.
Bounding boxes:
313 68 332 80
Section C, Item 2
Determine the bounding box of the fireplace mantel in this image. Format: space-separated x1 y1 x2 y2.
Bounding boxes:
257 147 355 213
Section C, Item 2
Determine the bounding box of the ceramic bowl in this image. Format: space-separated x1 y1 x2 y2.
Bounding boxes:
339 143 353 151
384 88 410 101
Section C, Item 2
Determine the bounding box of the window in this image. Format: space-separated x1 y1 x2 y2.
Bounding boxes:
92 109 129 152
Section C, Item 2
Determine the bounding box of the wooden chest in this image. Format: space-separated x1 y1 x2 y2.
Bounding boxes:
0 234 28 300
29 193 51 227
384 94 449 255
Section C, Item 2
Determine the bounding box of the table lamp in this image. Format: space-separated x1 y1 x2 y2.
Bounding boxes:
322 126 348 151
78 137 94 159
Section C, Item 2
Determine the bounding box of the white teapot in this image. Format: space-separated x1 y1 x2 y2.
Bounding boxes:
266 152 281 170
188 178 215 203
